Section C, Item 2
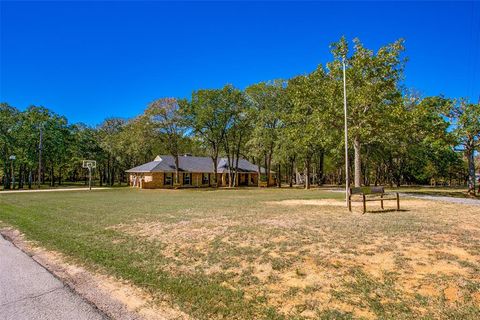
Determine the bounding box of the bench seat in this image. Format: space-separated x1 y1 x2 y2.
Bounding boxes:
348 186 400 213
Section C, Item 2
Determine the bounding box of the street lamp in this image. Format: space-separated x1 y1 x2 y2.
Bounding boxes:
342 57 350 207
9 155 16 189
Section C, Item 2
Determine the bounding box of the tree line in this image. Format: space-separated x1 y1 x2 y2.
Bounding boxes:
1 37 479 193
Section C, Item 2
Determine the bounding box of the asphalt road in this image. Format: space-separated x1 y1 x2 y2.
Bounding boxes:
0 235 107 320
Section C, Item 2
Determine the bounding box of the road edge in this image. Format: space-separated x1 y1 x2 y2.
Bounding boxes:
0 228 143 320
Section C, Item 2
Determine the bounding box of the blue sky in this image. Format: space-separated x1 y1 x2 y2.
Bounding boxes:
1 1 479 125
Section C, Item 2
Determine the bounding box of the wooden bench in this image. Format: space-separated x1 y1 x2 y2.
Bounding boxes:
348 186 400 213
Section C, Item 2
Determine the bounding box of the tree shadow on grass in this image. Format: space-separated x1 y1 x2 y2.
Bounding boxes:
365 209 410 214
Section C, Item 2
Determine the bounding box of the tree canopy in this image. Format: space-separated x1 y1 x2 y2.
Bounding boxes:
1 37 477 194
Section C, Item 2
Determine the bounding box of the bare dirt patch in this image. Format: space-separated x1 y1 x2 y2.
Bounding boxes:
265 198 346 207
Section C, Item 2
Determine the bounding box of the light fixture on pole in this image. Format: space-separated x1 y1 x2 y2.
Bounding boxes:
342 57 350 207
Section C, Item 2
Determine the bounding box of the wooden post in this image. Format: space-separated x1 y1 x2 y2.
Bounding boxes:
396 192 400 211
348 194 352 212
380 193 384 210
362 194 366 214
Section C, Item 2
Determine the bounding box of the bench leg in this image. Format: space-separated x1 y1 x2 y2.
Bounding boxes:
396 192 400 211
362 194 366 214
380 193 384 210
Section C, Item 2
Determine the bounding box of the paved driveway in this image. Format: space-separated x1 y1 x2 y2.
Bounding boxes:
401 193 480 206
0 235 107 320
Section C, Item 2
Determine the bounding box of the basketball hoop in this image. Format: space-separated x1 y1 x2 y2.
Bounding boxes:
82 160 97 169
82 160 96 190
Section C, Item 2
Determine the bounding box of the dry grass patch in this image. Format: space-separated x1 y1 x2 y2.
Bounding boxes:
2 188 479 319
109 197 480 319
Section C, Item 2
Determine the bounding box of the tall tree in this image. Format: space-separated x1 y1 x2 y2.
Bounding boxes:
97 118 126 186
221 86 252 187
286 65 339 189
329 37 406 187
183 87 231 187
0 103 20 189
445 100 480 194
246 80 289 187
145 98 187 184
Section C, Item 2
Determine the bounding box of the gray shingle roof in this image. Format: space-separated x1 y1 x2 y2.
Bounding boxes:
126 155 268 174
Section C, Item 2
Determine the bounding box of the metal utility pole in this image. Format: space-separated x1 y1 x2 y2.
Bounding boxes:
38 124 43 188
475 97 480 196
9 155 16 189
342 57 350 207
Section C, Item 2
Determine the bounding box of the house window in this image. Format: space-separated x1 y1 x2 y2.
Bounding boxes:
202 173 209 185
183 173 191 185
164 173 173 185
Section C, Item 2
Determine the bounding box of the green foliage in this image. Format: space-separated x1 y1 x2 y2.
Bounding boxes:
0 37 471 190
443 99 480 193
245 80 290 185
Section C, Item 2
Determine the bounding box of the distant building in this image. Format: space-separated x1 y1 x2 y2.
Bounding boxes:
126 155 274 188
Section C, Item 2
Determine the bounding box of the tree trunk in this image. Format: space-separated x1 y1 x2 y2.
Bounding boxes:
3 158 10 190
353 136 362 187
374 165 380 186
305 158 311 190
223 137 233 187
263 153 268 187
256 157 261 187
233 136 242 187
277 163 281 188
110 164 115 187
18 164 23 189
234 156 240 187
28 168 32 189
212 154 218 188
175 155 180 185
225 153 232 187
289 157 295 187
267 145 274 187
317 150 324 186
50 164 54 187
467 147 476 195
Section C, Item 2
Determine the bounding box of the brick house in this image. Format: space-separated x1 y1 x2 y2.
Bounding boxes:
126 155 274 188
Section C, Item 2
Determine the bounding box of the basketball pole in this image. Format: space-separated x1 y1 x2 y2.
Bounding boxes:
88 165 92 190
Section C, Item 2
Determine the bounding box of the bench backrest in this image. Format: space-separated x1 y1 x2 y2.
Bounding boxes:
350 186 385 195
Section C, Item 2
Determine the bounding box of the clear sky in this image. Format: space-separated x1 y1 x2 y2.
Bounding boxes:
1 1 479 125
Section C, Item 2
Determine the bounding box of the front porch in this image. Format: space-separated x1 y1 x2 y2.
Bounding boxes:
129 172 261 189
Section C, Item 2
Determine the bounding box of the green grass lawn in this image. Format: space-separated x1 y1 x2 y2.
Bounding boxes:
1 181 127 190
1 188 479 319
